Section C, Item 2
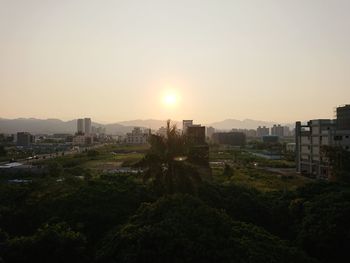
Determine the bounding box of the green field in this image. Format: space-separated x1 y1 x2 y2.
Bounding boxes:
32 143 312 192
209 147 312 192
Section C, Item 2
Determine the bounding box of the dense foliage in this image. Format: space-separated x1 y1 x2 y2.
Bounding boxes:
96 195 314 263
1 141 349 262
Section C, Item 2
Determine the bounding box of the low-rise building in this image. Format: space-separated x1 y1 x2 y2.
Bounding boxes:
16 132 35 147
72 135 94 146
212 132 246 146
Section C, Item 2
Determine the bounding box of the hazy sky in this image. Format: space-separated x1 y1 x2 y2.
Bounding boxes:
1 0 350 123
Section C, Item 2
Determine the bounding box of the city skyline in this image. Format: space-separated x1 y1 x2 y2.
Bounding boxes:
1 0 350 123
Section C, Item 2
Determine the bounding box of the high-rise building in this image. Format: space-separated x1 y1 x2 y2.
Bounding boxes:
17 132 35 147
77 119 84 134
257 126 269 137
295 105 350 179
182 120 193 134
84 118 91 135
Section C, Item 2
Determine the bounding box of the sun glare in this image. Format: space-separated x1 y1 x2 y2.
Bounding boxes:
163 93 177 106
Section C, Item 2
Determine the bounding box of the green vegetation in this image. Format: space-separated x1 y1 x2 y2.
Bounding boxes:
0 138 349 263
97 195 314 263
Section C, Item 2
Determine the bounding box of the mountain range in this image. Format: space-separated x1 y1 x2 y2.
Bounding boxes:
0 118 294 135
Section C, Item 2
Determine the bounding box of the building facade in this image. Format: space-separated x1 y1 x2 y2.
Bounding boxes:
186 126 206 144
16 132 35 147
271 124 284 138
212 132 246 146
126 127 150 144
77 119 84 134
84 118 91 135
182 120 193 134
72 135 94 146
257 126 269 137
295 105 350 179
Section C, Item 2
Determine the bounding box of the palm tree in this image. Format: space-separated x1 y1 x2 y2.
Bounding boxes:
141 120 201 194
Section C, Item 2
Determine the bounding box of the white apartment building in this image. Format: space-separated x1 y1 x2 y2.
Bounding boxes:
126 127 150 144
296 105 350 179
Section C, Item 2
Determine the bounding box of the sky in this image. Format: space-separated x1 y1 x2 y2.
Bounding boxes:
1 0 350 124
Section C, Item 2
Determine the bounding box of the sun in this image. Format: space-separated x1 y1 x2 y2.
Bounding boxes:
162 93 177 106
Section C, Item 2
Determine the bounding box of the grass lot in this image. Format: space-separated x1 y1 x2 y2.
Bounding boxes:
37 144 146 175
33 143 311 192
211 165 312 192
210 148 312 192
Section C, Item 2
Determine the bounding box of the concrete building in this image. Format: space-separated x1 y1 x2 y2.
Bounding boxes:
77 119 84 134
295 105 350 179
186 126 206 144
182 120 206 144
16 132 35 147
257 126 269 137
271 124 284 138
212 132 246 146
84 118 92 135
182 120 193 134
126 127 150 144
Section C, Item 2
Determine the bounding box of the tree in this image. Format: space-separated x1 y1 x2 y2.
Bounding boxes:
97 195 315 263
2 223 88 263
0 146 6 157
141 120 201 195
297 190 350 263
321 146 350 181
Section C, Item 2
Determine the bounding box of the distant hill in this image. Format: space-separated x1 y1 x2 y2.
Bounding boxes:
0 117 294 135
117 119 181 130
0 118 135 135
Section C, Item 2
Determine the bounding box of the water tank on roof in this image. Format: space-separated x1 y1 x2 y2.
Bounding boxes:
336 105 350 130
